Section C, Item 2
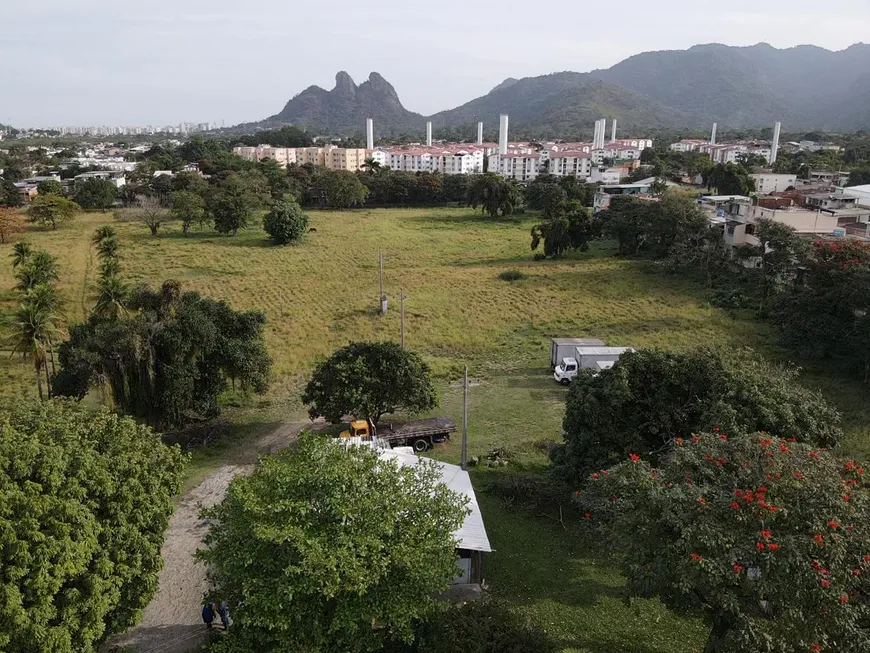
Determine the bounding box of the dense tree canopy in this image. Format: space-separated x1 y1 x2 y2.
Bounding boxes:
303 341 437 425
703 163 756 196
552 347 842 482
36 179 62 196
199 435 468 653
530 200 600 258
313 169 369 209
1 179 23 207
0 400 184 652
466 173 521 218
54 280 272 428
74 178 117 210
579 433 870 653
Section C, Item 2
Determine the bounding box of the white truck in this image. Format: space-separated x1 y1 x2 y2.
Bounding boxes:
553 346 635 385
550 338 605 369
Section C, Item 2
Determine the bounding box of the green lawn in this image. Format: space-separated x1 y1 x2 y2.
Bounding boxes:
1 206 864 652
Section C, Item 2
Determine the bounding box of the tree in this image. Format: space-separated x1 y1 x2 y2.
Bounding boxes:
198 435 468 653
14 249 60 293
26 195 80 230
552 347 842 482
263 198 308 245
1 179 23 207
0 207 24 243
314 169 369 209
705 163 756 196
466 173 521 218
361 157 382 174
10 241 31 267
755 218 810 312
530 201 599 258
74 178 117 210
54 280 272 428
579 433 870 653
36 178 63 196
128 194 169 236
170 190 206 234
10 300 58 399
0 399 184 652
847 167 870 187
303 341 437 425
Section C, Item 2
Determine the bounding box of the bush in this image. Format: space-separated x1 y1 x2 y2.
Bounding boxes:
263 198 308 245
391 599 558 653
709 289 752 310
498 269 526 282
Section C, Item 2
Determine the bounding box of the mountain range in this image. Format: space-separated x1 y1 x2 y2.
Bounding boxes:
250 43 870 138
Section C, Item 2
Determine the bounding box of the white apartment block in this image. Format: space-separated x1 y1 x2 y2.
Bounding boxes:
386 148 484 174
548 152 593 179
750 173 798 194
488 153 541 182
669 139 708 153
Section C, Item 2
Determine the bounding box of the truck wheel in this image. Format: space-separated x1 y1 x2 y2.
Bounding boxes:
413 439 429 453
559 378 570 386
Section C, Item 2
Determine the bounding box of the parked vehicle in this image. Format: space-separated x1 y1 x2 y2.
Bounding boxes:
553 346 634 385
339 417 457 453
550 338 605 368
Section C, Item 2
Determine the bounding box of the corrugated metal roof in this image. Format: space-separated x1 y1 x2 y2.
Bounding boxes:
379 450 493 553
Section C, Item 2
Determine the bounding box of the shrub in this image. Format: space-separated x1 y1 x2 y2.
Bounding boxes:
498 269 526 282
263 198 309 245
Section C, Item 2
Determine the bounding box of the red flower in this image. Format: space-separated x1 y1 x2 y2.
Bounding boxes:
768 543 780 551
573 490 581 497
720 434 728 441
757 486 768 494
786 437 797 442
733 563 744 573
847 525 854 531
690 553 703 562
779 445 790 453
675 437 683 446
756 542 766 552
813 534 825 547
864 554 870 561
829 520 840 530
601 469 609 476
761 530 772 539
858 467 865 475
691 434 701 444
811 645 822 652
584 513 592 519
840 594 849 603
629 453 640 462
794 472 805 479
730 502 741 510
697 497 707 505
590 473 599 479
712 426 720 432
843 495 851 502
853 569 862 576
810 451 820 458
651 470 659 478
757 499 769 509
845 461 856 471
821 579 831 587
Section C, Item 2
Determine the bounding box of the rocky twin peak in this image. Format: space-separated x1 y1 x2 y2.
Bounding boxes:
268 71 423 134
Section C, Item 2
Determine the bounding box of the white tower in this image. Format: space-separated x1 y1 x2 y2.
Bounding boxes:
711 122 718 145
592 120 601 148
477 121 483 145
498 114 509 155
596 119 607 149
770 121 782 164
366 118 374 150
426 121 432 147
611 119 617 143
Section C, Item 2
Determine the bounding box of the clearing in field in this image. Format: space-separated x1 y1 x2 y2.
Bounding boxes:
1 206 855 652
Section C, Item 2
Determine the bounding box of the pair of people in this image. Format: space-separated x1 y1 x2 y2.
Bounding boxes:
201 601 231 630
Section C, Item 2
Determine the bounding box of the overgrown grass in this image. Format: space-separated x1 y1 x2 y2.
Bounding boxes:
0 206 864 652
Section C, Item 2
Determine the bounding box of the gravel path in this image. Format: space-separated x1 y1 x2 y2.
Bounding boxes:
107 422 309 653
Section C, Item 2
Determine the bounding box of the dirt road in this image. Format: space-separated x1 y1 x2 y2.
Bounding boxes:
108 422 308 653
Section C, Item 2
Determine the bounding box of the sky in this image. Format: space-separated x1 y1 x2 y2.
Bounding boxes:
3 0 869 128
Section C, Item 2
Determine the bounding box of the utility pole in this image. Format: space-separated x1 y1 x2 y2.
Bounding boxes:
400 288 407 348
378 250 387 314
461 366 468 471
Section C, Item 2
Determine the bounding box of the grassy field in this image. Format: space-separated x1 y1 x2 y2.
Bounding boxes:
1 206 864 652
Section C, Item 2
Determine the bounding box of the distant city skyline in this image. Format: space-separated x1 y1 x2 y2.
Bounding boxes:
3 0 869 127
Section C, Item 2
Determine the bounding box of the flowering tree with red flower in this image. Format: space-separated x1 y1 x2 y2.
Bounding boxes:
578 433 870 652
553 347 841 481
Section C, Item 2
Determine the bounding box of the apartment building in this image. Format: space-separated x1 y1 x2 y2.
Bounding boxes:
548 152 592 179
233 146 298 166
750 173 798 194
326 147 367 171
488 153 541 182
669 139 708 153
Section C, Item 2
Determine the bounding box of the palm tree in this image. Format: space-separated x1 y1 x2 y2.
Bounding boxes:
91 225 117 247
361 157 382 174
10 301 58 400
24 283 63 376
96 235 120 263
10 241 32 268
15 250 60 293
94 274 129 319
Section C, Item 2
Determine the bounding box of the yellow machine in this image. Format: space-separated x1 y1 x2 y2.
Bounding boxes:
339 419 375 440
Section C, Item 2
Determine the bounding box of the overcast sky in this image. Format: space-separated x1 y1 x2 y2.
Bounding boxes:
3 0 868 127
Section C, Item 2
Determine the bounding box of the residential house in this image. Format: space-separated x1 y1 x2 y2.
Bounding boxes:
751 173 798 194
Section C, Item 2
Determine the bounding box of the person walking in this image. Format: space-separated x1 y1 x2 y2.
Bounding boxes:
219 601 232 630
201 602 215 629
